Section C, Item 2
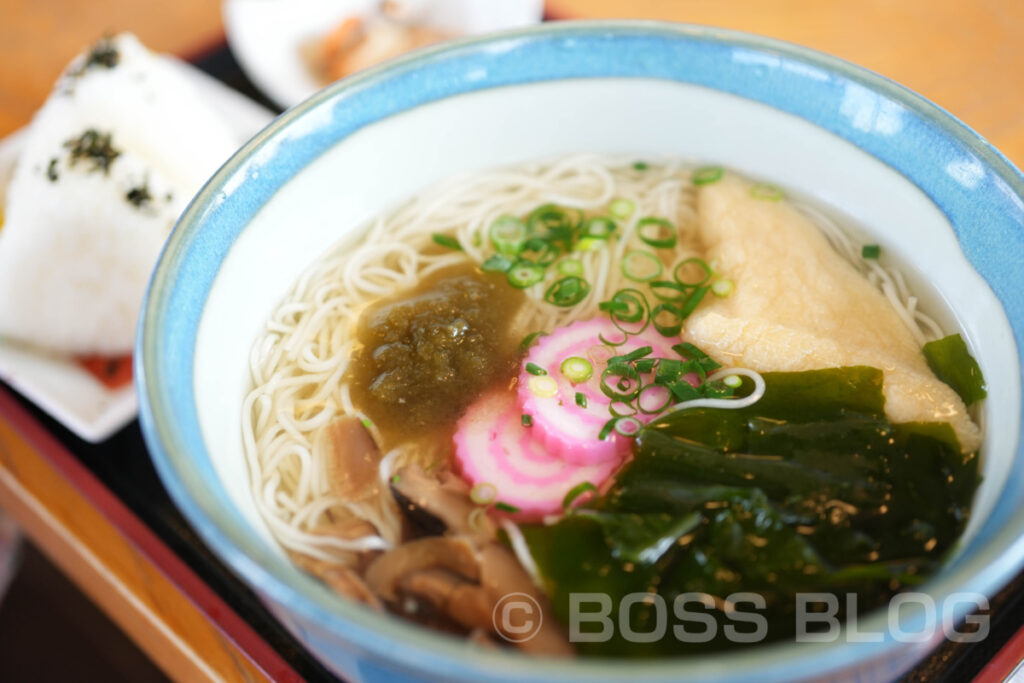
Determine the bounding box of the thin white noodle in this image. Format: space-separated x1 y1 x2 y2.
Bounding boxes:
797 202 940 346
240 155 944 573
378 448 402 487
661 368 766 415
500 519 544 590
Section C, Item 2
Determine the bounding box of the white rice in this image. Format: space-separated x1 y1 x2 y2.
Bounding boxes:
0 34 236 355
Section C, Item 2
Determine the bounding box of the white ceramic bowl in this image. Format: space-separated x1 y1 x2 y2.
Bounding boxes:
223 0 545 108
138 21 1024 682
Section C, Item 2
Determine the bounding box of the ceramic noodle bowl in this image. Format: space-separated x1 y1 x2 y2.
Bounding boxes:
137 22 1024 683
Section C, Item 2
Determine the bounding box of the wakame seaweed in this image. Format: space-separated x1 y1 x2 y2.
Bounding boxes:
923 333 987 405
521 366 979 657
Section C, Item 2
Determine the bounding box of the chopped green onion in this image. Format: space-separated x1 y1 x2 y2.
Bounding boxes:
609 401 637 417
601 290 647 323
562 481 598 510
609 198 635 219
561 356 594 384
470 482 498 505
489 215 528 255
527 204 579 246
750 183 785 200
596 325 626 345
637 217 678 249
632 161 649 171
614 416 643 437
575 391 588 408
723 374 743 388
468 507 487 531
678 285 710 319
582 216 617 239
481 253 514 273
576 237 608 252
621 250 663 282
527 204 576 229
668 376 701 402
391 474 401 484
673 258 712 287
637 384 672 413
525 362 547 376
711 278 734 297
634 358 656 373
649 279 689 302
862 244 881 259
588 344 614 366
528 375 559 398
599 299 629 316
702 379 737 399
671 342 721 372
495 502 520 513
507 262 545 288
558 258 585 277
654 357 694 385
544 276 591 307
518 330 546 353
599 288 651 340
609 346 653 364
692 165 724 185
432 233 462 251
521 237 561 266
598 417 619 440
360 417 373 429
601 364 641 401
651 302 683 336
521 414 533 427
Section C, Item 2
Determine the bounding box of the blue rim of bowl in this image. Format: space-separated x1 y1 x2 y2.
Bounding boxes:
138 20 1024 682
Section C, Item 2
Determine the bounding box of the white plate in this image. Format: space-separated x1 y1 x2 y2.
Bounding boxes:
0 57 275 443
223 0 544 109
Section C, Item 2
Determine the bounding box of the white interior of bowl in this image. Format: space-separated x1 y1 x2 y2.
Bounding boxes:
195 77 1018 565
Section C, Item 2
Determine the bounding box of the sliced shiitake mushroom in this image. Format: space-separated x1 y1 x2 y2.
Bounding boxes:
292 554 382 609
316 416 382 502
478 544 574 656
390 465 496 540
397 567 495 633
364 536 480 603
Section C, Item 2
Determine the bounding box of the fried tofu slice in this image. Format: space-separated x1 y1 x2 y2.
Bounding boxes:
685 173 981 452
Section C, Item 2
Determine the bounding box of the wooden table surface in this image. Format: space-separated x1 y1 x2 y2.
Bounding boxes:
550 0 1024 168
2 0 1022 167
0 1 1022 682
